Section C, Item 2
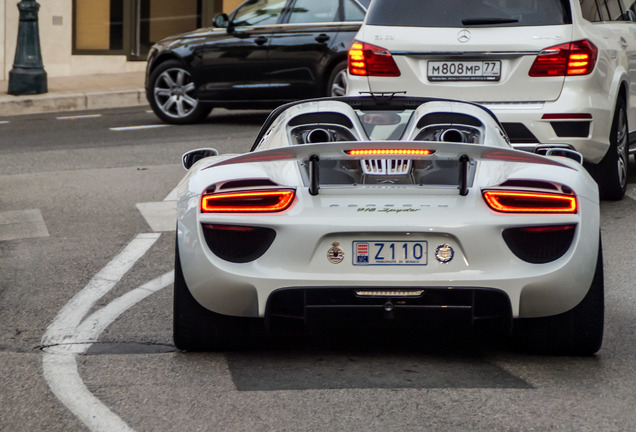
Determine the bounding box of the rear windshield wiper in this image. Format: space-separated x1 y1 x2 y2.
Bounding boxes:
462 17 519 25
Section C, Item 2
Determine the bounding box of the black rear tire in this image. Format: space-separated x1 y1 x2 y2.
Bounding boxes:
513 241 604 356
589 96 628 200
173 241 264 351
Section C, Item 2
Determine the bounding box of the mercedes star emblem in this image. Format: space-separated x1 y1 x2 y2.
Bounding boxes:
457 30 471 43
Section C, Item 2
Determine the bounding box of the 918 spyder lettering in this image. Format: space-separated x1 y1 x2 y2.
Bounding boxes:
357 208 420 213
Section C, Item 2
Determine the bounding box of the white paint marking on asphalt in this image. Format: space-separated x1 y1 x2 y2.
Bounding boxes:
42 233 160 347
42 353 134 432
72 271 174 351
42 233 165 432
0 209 49 241
136 202 177 232
57 114 103 120
135 186 179 232
0 120 9 124
110 125 170 132
164 186 178 202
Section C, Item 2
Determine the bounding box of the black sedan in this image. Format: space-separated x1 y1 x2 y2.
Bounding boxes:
145 0 369 124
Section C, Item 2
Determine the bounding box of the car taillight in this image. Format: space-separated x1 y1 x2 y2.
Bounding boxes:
201 190 295 213
482 190 577 213
529 40 597 77
345 149 433 156
348 41 401 77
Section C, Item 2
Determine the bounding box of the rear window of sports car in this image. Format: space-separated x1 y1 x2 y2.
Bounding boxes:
366 0 571 27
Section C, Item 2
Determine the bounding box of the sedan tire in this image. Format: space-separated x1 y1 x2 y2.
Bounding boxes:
148 60 212 124
327 61 349 97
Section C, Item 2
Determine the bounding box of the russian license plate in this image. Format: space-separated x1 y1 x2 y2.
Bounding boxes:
353 241 428 266
427 60 501 81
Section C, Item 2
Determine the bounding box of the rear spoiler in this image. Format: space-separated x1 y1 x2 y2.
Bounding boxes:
210 141 571 169
202 141 573 197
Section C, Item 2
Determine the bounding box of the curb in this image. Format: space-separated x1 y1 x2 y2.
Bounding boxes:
0 89 148 117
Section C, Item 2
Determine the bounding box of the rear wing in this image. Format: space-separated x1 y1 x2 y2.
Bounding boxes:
203 141 573 196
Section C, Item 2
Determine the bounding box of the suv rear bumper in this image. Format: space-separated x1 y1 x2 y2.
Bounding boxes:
348 77 615 164
483 99 612 164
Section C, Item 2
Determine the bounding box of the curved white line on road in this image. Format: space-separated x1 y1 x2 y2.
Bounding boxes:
42 354 134 432
42 233 165 432
73 271 174 353
42 233 160 348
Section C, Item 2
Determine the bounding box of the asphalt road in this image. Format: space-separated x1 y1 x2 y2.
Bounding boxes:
1 106 635 432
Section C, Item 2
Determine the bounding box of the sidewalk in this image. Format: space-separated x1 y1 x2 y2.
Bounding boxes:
0 71 147 117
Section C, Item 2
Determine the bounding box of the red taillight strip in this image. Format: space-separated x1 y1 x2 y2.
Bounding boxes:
346 149 433 156
483 190 577 213
201 190 295 213
541 113 592 120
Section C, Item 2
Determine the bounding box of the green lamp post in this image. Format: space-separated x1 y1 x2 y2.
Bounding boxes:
8 0 47 95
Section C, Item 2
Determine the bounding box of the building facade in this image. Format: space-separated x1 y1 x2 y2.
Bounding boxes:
1 0 243 81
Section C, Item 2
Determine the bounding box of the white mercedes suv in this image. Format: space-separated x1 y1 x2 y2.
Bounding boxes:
347 0 636 199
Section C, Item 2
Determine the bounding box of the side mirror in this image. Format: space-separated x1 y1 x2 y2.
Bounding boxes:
182 148 219 170
213 13 230 29
546 148 584 164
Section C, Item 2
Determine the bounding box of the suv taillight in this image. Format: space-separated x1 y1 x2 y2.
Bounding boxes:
529 40 598 77
348 41 401 77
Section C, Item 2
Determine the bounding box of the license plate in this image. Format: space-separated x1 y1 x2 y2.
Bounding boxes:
353 241 428 266
427 60 501 81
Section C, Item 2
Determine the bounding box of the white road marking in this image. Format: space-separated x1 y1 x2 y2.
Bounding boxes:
42 233 161 347
163 186 179 202
73 271 174 351
0 209 49 241
57 114 103 120
42 185 185 429
110 125 169 131
42 354 134 432
136 186 180 232
42 233 163 432
136 202 176 232
0 120 9 124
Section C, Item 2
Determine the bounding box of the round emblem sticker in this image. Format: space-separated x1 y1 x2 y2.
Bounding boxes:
327 241 345 264
435 244 454 264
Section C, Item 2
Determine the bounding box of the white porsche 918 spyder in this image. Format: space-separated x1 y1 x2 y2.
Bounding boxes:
174 96 603 355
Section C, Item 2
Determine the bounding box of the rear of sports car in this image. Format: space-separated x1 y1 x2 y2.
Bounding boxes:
175 142 602 355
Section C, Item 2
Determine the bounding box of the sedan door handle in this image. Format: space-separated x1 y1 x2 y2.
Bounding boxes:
315 34 330 43
254 36 268 46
